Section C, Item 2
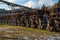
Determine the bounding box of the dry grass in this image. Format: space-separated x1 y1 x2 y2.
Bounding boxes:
0 24 60 40
0 24 59 34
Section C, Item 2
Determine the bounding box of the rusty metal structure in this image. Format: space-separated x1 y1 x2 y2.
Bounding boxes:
0 0 60 32
48 7 60 31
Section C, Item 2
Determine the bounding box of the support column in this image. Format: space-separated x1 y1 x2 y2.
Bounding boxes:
25 19 29 27
30 19 34 28
38 19 41 29
46 21 50 31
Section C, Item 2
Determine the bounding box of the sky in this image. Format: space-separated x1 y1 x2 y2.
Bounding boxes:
0 0 59 10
